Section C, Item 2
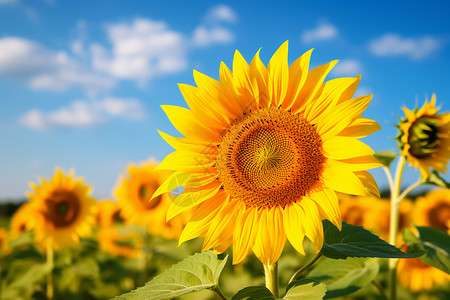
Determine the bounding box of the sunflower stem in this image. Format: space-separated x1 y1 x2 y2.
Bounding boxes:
46 244 54 300
398 178 423 202
371 280 388 300
388 155 406 300
288 253 322 284
213 286 229 300
264 262 279 298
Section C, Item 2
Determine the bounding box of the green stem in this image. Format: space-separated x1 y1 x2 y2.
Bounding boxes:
213 286 229 300
398 178 422 201
388 156 406 300
46 244 54 300
288 253 322 284
371 281 388 300
264 262 279 298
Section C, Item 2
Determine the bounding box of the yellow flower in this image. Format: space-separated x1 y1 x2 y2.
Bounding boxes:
398 246 450 292
412 189 450 233
10 202 34 240
97 200 122 227
154 41 382 265
114 160 186 239
338 194 371 227
397 94 450 177
363 197 413 242
27 169 97 249
97 227 142 258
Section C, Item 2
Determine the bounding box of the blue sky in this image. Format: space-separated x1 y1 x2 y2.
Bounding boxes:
1 0 449 201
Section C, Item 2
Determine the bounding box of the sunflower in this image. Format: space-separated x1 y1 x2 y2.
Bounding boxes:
338 194 371 227
153 41 382 265
0 228 10 255
10 202 34 239
114 160 186 239
398 246 450 292
26 169 97 249
396 94 450 177
364 197 413 241
97 227 142 258
412 189 450 233
97 200 123 228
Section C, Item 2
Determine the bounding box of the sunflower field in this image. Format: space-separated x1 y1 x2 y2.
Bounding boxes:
1 39 450 300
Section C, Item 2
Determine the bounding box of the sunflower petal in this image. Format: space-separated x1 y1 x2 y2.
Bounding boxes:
322 159 369 196
322 136 375 159
338 117 382 138
309 188 342 230
283 203 306 255
268 41 289 107
298 198 324 253
232 207 259 264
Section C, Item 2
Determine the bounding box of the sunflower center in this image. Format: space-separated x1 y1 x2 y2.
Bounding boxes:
428 202 450 231
408 117 440 158
216 107 324 208
44 190 80 228
139 184 162 210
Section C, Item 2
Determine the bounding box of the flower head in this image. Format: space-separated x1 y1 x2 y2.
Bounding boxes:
154 41 381 265
396 94 450 177
26 169 97 249
114 160 187 239
97 227 143 258
412 189 450 233
10 202 34 240
97 200 123 228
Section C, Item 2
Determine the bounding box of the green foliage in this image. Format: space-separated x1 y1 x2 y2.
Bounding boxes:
321 220 424 259
114 251 228 300
231 279 326 300
403 226 450 274
373 150 397 168
306 258 379 299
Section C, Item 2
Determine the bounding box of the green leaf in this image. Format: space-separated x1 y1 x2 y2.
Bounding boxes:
373 150 396 168
7 231 35 248
321 220 424 259
423 171 450 188
114 251 228 300
306 258 379 299
403 226 450 274
231 286 275 300
284 279 327 300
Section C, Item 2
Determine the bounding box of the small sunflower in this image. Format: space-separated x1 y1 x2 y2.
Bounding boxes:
10 202 34 239
398 246 450 292
27 169 97 249
338 194 371 227
153 41 382 265
396 94 450 177
97 200 123 228
97 227 142 258
412 189 450 233
114 160 186 239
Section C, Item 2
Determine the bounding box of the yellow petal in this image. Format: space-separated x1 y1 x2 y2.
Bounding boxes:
355 171 380 197
322 159 369 196
298 198 324 253
249 48 269 107
155 150 214 172
337 74 361 104
158 130 218 155
309 188 342 230
283 203 306 255
322 136 375 159
337 155 383 171
338 117 382 138
267 40 289 107
283 49 313 109
232 207 259 264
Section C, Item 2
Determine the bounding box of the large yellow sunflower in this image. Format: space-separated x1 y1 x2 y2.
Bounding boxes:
114 160 186 239
153 41 382 265
397 94 450 177
412 189 450 233
27 169 97 249
398 246 450 292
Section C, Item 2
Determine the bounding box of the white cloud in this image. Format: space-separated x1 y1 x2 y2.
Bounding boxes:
368 34 441 60
0 0 18 5
91 19 188 82
205 5 237 24
354 86 372 98
0 37 115 93
192 26 234 47
332 59 362 76
301 22 338 43
20 98 146 130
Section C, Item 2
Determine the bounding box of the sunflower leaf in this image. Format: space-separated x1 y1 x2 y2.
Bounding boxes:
284 279 327 299
231 286 275 300
373 150 396 168
423 171 450 188
114 251 228 300
403 226 450 274
321 220 424 259
306 258 379 299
